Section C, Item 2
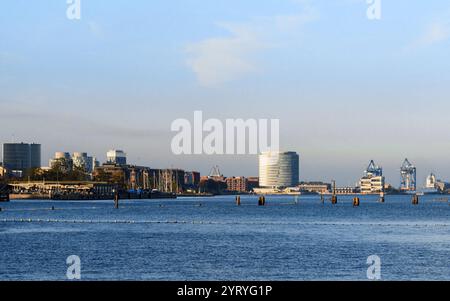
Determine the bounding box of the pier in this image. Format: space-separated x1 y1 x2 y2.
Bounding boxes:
7 181 176 201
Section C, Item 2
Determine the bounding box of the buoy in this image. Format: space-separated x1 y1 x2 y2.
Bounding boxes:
51 206 55 210
353 197 360 207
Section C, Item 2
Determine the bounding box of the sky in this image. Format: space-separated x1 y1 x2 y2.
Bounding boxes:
1 0 450 187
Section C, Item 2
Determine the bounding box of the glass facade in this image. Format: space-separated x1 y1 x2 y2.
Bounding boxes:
259 151 299 188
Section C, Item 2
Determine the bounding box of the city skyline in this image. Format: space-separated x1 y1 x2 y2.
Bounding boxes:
0 141 441 189
1 0 450 185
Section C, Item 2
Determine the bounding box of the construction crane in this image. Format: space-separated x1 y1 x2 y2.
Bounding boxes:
208 165 223 179
366 160 383 177
400 158 417 192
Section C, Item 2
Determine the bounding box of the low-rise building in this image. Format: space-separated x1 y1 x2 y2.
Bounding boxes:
226 177 249 193
298 182 331 194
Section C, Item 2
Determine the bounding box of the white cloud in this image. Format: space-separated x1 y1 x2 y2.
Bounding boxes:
411 17 450 49
419 21 450 46
185 6 318 87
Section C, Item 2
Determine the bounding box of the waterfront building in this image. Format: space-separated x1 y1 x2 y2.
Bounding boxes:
259 151 299 188
425 173 437 189
106 150 127 165
226 176 249 193
2 143 41 176
335 187 358 195
0 164 7 179
298 182 331 194
184 171 201 187
359 160 385 194
247 177 260 191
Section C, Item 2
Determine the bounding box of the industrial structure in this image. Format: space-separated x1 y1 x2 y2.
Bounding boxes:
400 158 417 192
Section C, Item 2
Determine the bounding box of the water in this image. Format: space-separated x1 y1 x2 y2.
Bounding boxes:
0 195 449 280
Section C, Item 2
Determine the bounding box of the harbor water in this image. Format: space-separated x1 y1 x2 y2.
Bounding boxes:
0 195 449 280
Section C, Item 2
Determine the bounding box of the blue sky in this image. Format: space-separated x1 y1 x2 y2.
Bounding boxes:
1 0 450 186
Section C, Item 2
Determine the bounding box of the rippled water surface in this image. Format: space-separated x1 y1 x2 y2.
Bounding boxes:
0 195 449 280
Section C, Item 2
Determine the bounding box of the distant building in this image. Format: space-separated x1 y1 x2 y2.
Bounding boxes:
0 164 7 179
425 173 437 189
359 160 385 194
49 152 73 173
335 187 358 195
298 182 331 194
184 171 201 187
2 143 41 176
247 177 260 191
226 177 249 193
50 152 98 175
259 151 299 188
107 150 127 166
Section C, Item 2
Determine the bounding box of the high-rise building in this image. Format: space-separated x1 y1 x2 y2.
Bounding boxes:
2 143 41 175
259 151 299 188
107 150 127 165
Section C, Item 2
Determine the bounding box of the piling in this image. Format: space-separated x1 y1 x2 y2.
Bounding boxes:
412 194 419 205
258 196 266 206
114 190 119 209
331 180 337 204
236 195 241 206
353 197 360 207
379 192 385 203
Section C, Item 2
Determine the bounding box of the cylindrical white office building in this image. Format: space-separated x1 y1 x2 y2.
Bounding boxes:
259 151 299 188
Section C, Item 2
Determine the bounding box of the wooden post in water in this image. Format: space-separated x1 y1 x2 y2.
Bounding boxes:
331 180 338 204
114 187 119 209
412 194 419 205
236 195 241 206
258 196 266 206
353 197 360 207
379 192 385 203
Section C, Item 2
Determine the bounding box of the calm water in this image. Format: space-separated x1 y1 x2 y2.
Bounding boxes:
0 195 449 280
